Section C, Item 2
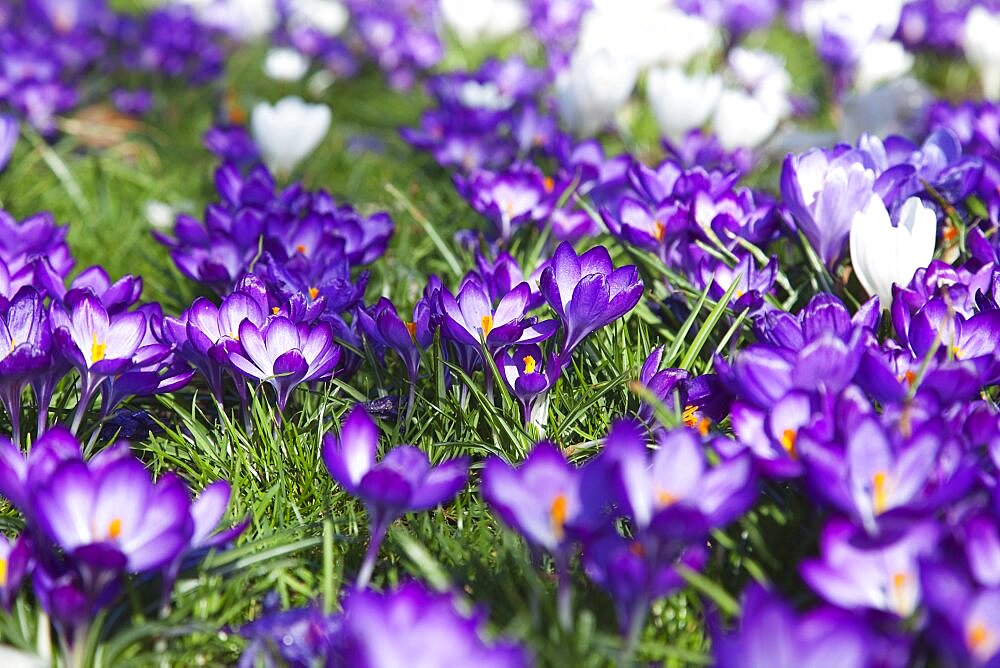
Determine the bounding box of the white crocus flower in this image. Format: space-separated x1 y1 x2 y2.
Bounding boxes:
855 40 914 92
556 47 639 135
850 195 937 309
286 0 350 36
964 7 1000 100
578 2 717 69
251 97 331 176
263 48 311 82
647 67 722 142
439 0 527 45
712 88 782 150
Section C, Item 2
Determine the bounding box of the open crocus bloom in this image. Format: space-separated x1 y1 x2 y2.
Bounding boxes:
228 316 340 413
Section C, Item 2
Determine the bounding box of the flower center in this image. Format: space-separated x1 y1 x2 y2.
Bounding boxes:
481 315 493 337
952 346 963 359
272 306 280 315
404 321 417 341
872 471 889 515
656 488 677 507
295 244 307 255
108 518 122 541
681 405 698 427
780 429 797 458
543 176 554 193
522 354 537 374
0 558 7 587
91 333 107 363
968 623 991 652
653 220 666 242
308 287 319 300
891 571 909 615
550 494 567 539
696 417 711 436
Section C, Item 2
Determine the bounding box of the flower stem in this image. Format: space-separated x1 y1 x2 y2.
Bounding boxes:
619 599 649 667
355 520 390 590
556 558 573 632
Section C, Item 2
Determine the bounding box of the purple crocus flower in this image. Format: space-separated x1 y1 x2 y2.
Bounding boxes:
32 444 193 574
579 421 755 640
0 533 30 611
440 279 557 357
495 344 561 426
714 583 884 668
539 242 643 360
357 296 433 399
228 316 341 414
50 290 147 433
482 441 579 627
781 146 876 267
0 287 51 446
455 164 556 240
167 275 270 402
238 595 338 668
804 415 974 534
800 518 940 618
635 346 691 426
335 581 529 667
0 115 18 173
0 426 79 512
321 406 468 589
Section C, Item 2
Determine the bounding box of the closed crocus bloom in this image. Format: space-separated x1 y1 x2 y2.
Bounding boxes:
647 67 723 143
439 0 527 45
713 88 782 151
556 47 638 136
251 97 331 176
850 195 937 310
0 287 50 446
964 7 1000 100
263 48 310 82
539 242 643 359
781 147 876 267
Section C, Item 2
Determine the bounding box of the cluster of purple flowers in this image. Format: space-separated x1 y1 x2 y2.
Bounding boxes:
0 0 224 137
0 427 244 656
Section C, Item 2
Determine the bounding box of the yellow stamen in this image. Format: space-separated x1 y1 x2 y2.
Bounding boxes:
891 571 908 614
968 623 991 651
481 315 493 337
295 244 307 255
697 417 711 436
943 225 959 243
308 287 319 300
272 306 280 315
91 333 107 363
780 429 797 458
653 221 666 242
656 489 676 507
550 494 567 539
404 321 417 341
108 518 122 540
903 370 916 387
873 471 889 515
522 355 537 374
0 558 7 587
543 176 554 193
681 405 698 427
952 346 963 359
